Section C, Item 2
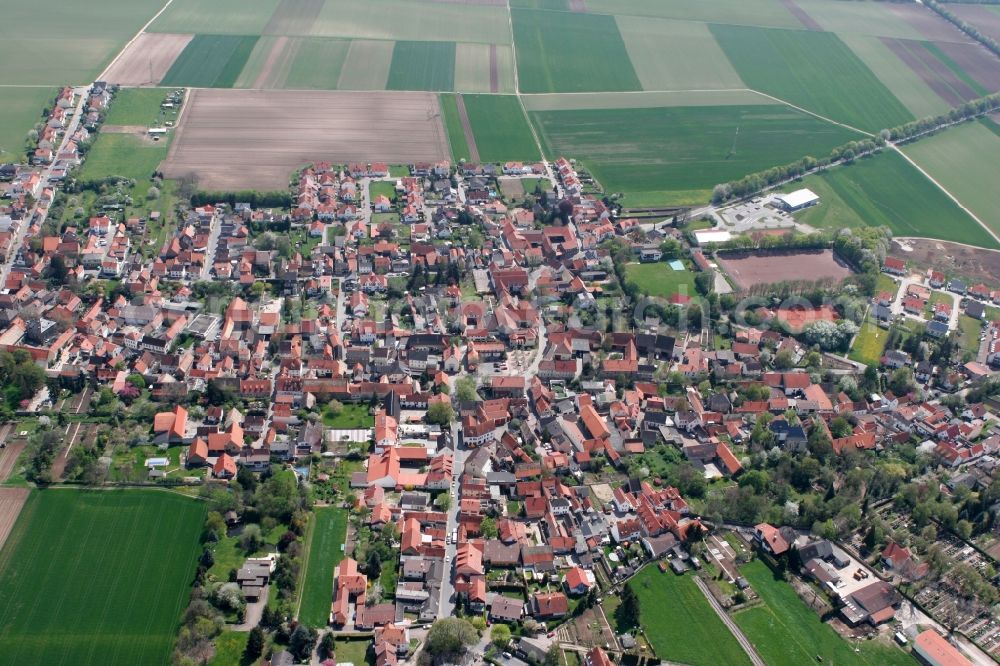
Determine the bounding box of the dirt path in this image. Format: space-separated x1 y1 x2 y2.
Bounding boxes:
692 576 767 666
51 421 83 481
489 44 499 93
254 36 290 89
0 488 30 551
0 442 24 483
455 94 481 163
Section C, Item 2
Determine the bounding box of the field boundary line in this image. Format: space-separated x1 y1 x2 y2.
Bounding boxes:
97 0 178 82
890 145 1000 247
745 89 875 137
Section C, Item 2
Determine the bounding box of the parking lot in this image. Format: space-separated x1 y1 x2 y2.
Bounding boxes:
717 195 801 232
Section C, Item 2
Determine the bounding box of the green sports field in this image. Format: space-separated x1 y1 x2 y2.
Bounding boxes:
513 9 641 93
0 87 55 162
387 41 456 92
299 507 348 627
625 263 698 300
530 104 860 205
711 24 913 132
734 560 914 666
464 95 540 163
631 566 750 666
440 94 472 163
902 121 1000 238
161 34 261 88
0 489 206 665
782 150 997 248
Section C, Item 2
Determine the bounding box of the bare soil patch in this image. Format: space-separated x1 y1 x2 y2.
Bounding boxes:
498 177 524 199
887 4 974 44
163 89 451 190
892 238 1000 287
455 94 481 163
934 41 1000 93
263 0 325 36
0 442 24 483
882 38 977 107
951 5 1000 44
558 604 616 649
716 249 853 291
779 0 822 31
489 44 499 93
103 33 194 86
0 488 30 551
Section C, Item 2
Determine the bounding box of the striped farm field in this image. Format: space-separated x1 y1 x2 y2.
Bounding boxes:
161 34 260 88
464 95 540 162
616 16 744 91
454 43 515 94
440 94 472 163
711 24 913 132
779 150 997 249
793 0 924 39
521 90 777 111
236 36 351 89
0 489 206 665
312 0 511 44
513 9 641 93
337 40 394 90
530 103 859 205
387 41 456 92
903 121 1000 239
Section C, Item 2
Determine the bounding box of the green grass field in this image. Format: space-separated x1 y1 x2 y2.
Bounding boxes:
464 95 540 162
439 95 471 163
0 0 167 85
711 25 912 133
77 133 169 186
387 41 456 92
513 9 641 93
284 38 351 89
631 567 750 666
161 34 261 88
530 104 859 205
624 263 697 299
338 40 394 90
586 0 802 29
616 15 744 91
0 87 55 161
734 560 915 666
454 43 515 94
322 403 375 429
902 121 1000 239
209 631 250 666
849 320 888 366
794 0 923 39
313 0 511 44
959 314 984 354
299 507 348 627
150 0 280 35
783 150 997 248
0 489 206 665
104 88 177 126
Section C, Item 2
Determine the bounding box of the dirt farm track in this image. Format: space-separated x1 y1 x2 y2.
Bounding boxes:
162 89 452 191
0 488 30 551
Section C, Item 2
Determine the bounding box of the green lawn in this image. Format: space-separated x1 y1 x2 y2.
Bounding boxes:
335 638 374 666
734 560 915 666
105 88 177 127
958 315 984 354
783 151 997 249
77 133 169 186
387 41 456 92
531 104 858 204
209 631 249 666
369 180 397 203
631 567 751 666
711 24 912 133
512 9 641 93
161 34 261 88
323 403 375 429
903 121 1000 240
464 95 540 162
0 87 54 162
299 507 349 627
0 489 206 665
624 263 697 300
849 321 887 366
440 94 471 162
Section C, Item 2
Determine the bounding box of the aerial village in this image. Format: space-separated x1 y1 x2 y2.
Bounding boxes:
4 84 1000 666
